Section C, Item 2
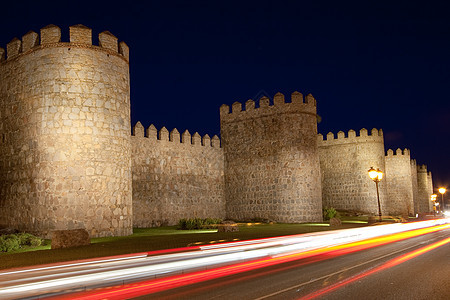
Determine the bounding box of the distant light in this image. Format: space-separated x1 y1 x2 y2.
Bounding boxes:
439 187 446 195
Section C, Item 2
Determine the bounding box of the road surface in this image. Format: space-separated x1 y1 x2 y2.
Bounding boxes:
0 220 448 299
143 228 450 300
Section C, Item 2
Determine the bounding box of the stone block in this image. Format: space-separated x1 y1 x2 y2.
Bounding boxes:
217 221 239 232
40 24 61 44
119 41 129 60
7 38 21 59
70 24 92 45
51 229 90 249
22 31 39 52
99 31 118 52
329 217 342 227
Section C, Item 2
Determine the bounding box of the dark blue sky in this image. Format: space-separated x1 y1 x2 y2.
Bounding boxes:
1 1 449 187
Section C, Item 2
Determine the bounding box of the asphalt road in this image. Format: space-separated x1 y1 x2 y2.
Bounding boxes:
142 228 450 300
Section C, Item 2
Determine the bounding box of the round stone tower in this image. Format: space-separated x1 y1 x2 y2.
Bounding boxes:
0 25 132 237
220 92 323 222
318 128 387 214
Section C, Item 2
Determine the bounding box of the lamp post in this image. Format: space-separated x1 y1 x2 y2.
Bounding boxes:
368 167 383 222
431 194 437 215
438 187 446 213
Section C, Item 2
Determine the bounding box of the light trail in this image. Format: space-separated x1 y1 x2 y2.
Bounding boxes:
298 236 450 300
52 221 450 300
1 219 448 299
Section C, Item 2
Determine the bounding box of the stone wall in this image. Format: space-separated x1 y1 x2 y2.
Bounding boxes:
416 164 431 213
131 123 225 227
427 171 434 211
318 128 388 214
410 159 419 214
220 92 322 223
0 25 437 234
0 25 132 238
385 148 414 216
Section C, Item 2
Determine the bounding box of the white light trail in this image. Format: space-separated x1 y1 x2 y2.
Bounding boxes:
0 219 448 299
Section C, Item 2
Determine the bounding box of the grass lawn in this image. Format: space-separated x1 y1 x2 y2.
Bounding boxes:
0 220 370 270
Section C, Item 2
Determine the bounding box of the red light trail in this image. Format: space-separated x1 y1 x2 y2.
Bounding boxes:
298 236 450 300
56 223 450 300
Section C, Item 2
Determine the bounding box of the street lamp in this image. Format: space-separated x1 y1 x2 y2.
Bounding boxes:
368 167 383 222
431 194 437 215
438 187 446 213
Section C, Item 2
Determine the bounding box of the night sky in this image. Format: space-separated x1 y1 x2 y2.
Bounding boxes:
0 1 449 187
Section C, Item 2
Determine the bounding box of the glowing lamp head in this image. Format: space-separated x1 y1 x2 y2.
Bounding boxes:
368 167 383 182
439 187 446 195
368 167 377 180
377 169 383 181
431 194 437 201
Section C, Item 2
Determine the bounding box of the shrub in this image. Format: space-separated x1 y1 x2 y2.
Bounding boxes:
0 235 20 252
29 236 42 247
323 207 340 221
177 218 223 230
17 233 34 245
0 232 43 252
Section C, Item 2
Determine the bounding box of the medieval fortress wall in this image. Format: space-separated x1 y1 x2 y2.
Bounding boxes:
0 25 435 237
417 164 432 213
220 92 322 223
0 25 132 237
318 129 388 214
410 159 419 213
385 149 414 216
131 122 225 227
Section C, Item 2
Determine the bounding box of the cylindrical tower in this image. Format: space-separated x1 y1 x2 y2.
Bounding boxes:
385 148 414 216
416 165 431 213
220 92 322 223
0 25 132 237
318 128 387 214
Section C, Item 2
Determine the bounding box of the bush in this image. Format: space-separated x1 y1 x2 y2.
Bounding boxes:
0 232 43 252
323 207 340 221
17 233 34 245
29 236 42 247
0 235 20 252
177 218 223 230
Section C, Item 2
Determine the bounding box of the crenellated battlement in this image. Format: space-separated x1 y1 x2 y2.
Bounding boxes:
220 91 317 123
417 164 428 172
132 122 221 148
317 128 384 146
386 148 410 157
0 24 129 64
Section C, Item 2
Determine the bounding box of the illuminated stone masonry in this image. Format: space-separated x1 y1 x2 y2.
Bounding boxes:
0 25 132 238
0 25 434 237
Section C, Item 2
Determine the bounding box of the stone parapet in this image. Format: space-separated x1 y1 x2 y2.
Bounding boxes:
0 24 128 64
318 128 384 146
220 91 316 124
132 122 221 148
